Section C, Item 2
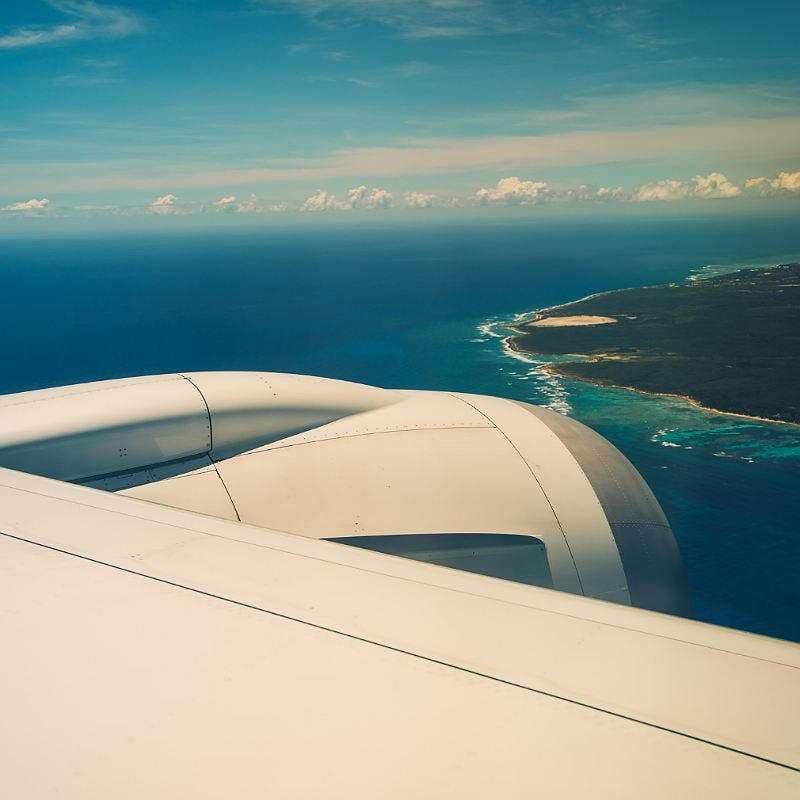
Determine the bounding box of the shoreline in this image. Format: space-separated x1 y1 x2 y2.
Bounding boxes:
543 359 800 428
503 260 800 428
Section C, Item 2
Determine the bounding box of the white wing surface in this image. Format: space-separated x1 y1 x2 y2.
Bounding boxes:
0 466 798 799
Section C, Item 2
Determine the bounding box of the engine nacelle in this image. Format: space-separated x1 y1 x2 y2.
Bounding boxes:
0 372 690 616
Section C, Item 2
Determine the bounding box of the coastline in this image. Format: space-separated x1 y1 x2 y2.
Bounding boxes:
540 355 800 428
503 262 800 427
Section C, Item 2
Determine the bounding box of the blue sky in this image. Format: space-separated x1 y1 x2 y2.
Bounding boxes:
1 0 799 221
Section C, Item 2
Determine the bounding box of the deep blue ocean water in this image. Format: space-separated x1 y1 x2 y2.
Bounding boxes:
2 215 799 640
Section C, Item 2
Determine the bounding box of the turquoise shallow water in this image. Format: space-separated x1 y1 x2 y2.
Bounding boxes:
1 217 799 640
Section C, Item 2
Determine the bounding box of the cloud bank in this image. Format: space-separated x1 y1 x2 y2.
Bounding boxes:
9 117 800 196
7 169 800 221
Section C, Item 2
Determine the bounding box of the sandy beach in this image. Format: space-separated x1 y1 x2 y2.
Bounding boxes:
526 315 618 328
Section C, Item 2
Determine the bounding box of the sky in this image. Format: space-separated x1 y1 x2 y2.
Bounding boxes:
1 0 799 223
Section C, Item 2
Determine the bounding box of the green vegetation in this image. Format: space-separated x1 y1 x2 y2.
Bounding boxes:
510 264 800 423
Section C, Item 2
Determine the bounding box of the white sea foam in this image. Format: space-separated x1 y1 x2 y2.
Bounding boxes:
510 309 537 324
477 310 578 415
497 337 572 413
688 253 800 283
650 427 694 451
500 336 539 364
476 320 506 339
713 451 756 463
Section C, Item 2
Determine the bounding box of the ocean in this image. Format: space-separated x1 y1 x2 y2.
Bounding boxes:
2 213 799 641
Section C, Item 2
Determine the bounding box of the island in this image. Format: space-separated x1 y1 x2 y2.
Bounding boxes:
508 263 800 424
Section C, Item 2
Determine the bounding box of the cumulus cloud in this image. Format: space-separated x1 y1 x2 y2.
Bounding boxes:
476 176 550 206
746 177 774 195
569 184 625 202
404 191 436 208
346 185 367 207
301 185 393 211
691 172 742 199
301 189 344 212
213 195 237 211
149 193 177 215
633 172 741 202
595 186 625 201
774 170 800 191
632 179 690 202
0 1 142 50
1 198 50 212
745 170 800 195
209 193 268 213
364 187 392 208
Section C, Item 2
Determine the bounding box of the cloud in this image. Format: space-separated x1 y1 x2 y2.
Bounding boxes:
404 191 436 208
53 55 121 86
13 117 800 195
632 179 690 202
0 1 142 50
569 184 625 202
595 186 625 201
53 72 118 86
287 41 315 53
209 193 270 213
476 176 550 206
346 185 367 206
213 195 237 212
149 193 177 214
236 194 262 213
301 189 344 211
307 75 377 88
301 185 392 211
745 170 800 195
1 198 50 212
364 187 392 208
633 172 741 202
268 0 523 38
265 1 648 41
691 172 742 199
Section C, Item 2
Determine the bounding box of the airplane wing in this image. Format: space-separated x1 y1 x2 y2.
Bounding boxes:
0 373 798 798
1 468 798 798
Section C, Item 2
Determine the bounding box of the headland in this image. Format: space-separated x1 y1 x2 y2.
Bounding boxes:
508 263 800 424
